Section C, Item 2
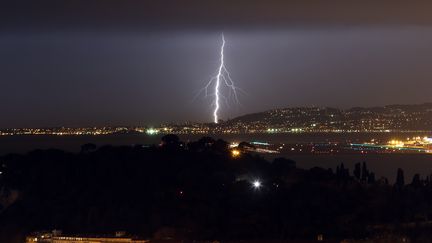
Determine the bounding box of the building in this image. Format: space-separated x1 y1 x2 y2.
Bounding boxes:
26 231 149 243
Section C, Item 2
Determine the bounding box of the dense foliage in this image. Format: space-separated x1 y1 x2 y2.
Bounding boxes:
1 135 432 243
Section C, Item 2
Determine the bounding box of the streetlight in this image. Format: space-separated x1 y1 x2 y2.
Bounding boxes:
252 180 262 189
231 149 241 158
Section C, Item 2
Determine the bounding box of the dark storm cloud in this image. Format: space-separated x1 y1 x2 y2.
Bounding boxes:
3 0 432 32
2 1 432 127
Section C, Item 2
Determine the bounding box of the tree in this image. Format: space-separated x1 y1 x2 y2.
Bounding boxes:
411 174 422 188
395 168 405 188
80 143 97 153
272 157 296 178
361 162 369 182
353 163 361 180
161 134 181 150
197 137 215 147
367 172 375 184
212 139 229 153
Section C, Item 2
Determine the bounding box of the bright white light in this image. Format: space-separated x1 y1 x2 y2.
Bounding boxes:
199 34 241 123
229 142 239 148
213 35 223 124
146 128 159 135
252 180 262 189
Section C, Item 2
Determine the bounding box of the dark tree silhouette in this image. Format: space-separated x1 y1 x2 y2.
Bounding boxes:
272 157 296 175
80 143 97 153
161 134 182 150
354 163 361 180
368 172 376 184
211 139 229 153
1 137 432 242
411 174 422 188
361 162 369 182
395 168 405 188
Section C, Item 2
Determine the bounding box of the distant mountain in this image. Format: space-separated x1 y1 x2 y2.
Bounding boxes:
226 103 432 131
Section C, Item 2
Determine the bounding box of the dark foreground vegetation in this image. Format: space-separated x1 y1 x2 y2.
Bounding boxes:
1 135 432 242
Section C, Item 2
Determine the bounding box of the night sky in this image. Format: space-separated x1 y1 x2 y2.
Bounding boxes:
2 1 432 128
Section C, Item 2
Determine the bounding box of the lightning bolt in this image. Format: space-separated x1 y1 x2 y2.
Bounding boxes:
200 34 241 124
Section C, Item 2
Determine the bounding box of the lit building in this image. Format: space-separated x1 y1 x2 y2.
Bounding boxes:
26 231 148 243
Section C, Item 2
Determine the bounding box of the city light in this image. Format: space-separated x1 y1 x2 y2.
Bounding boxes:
388 139 404 147
146 128 159 135
229 142 239 148
250 141 271 146
252 180 262 189
231 149 241 158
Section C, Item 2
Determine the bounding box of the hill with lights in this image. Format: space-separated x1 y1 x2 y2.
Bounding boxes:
224 103 432 132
